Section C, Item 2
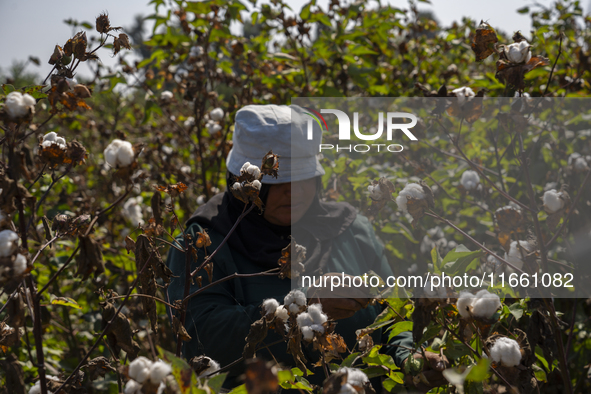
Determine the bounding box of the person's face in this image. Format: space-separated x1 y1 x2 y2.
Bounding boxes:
263 178 317 226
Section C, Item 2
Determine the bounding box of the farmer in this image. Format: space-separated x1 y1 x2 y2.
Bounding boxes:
166 104 447 392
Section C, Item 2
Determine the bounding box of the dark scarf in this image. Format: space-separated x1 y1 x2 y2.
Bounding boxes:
186 173 357 275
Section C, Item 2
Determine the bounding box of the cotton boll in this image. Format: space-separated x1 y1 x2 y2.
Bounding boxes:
232 182 242 191
505 41 531 63
124 379 142 394
197 358 220 378
184 116 195 128
275 305 289 321
6 91 36 119
160 90 173 102
460 170 480 191
240 162 251 175
65 77 78 90
423 279 447 298
262 298 279 316
337 383 357 394
470 290 501 318
301 326 314 341
43 132 57 142
542 189 565 214
310 324 325 333
207 123 222 133
337 367 369 388
307 303 328 325
129 356 152 382
568 152 589 172
149 360 172 384
396 183 426 214
288 303 301 314
13 253 27 276
104 139 135 168
252 180 261 190
210 107 224 121
452 86 475 106
489 337 522 367
0 229 20 257
504 240 534 270
368 184 384 200
123 196 144 226
296 312 314 328
457 291 475 318
246 164 261 179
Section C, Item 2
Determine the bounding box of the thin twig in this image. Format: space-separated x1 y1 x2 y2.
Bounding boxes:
543 33 563 97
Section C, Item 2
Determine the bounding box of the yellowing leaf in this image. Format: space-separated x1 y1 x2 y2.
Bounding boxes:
51 297 82 309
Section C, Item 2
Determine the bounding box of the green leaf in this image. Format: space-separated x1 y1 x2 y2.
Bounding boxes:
227 384 247 394
418 324 441 345
50 296 82 310
2 84 16 95
508 302 524 320
387 321 413 341
466 358 490 382
207 372 228 393
142 100 163 124
340 352 360 368
158 347 201 394
431 246 443 274
277 369 294 384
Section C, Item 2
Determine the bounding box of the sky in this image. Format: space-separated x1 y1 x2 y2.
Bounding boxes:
1 0 589 81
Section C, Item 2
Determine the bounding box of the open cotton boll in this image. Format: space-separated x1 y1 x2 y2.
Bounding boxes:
184 116 195 128
41 132 67 149
396 183 425 214
240 162 251 174
543 189 565 214
29 376 60 394
149 360 172 384
301 326 314 341
568 152 589 171
262 298 279 316
252 180 262 190
310 324 325 333
423 279 447 298
460 170 480 191
296 312 314 328
504 240 534 270
489 337 522 367
210 107 224 122
470 290 501 318
368 184 384 200
338 383 357 394
5 91 36 119
337 367 369 388
505 41 532 63
452 86 475 106
0 229 20 257
197 358 220 378
284 289 306 306
160 90 173 102
124 379 142 394
129 356 152 383
275 305 289 321
457 291 475 318
122 196 144 226
207 122 222 133
307 303 328 325
13 253 27 276
104 139 135 168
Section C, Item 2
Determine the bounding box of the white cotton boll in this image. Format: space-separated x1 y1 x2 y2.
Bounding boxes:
301 326 314 341
338 383 357 394
505 240 534 270
123 196 144 226
489 337 522 367
396 183 425 214
13 253 27 276
184 116 195 128
232 182 242 191
262 298 279 316
207 123 222 133
129 356 151 382
307 303 327 325
543 189 565 214
6 91 36 119
310 324 325 333
408 263 418 274
162 146 173 156
65 78 78 90
0 229 20 257
452 86 475 106
104 139 135 168
275 305 289 321
457 291 475 318
149 360 172 384
471 290 501 318
124 379 142 394
460 170 480 191
252 180 261 190
288 303 301 314
240 162 251 175
568 153 589 171
246 165 261 179
337 367 369 388
423 279 447 298
43 131 57 142
368 184 384 200
297 312 314 328
197 358 220 378
55 137 66 147
160 90 173 102
505 41 532 63
210 107 224 122
294 290 306 306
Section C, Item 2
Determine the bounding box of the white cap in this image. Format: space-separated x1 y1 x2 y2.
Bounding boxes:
226 104 325 184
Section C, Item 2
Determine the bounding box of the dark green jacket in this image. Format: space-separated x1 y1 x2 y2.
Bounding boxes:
166 213 412 388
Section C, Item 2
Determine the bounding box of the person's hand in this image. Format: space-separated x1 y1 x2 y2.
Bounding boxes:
307 273 370 320
403 351 449 393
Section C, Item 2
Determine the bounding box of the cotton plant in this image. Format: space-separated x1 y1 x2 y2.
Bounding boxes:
503 41 532 64
125 356 172 394
336 367 370 394
297 303 328 341
104 139 135 169
4 91 36 119
568 152 589 172
456 290 501 319
542 189 569 214
41 131 67 150
395 183 426 214
504 240 535 270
